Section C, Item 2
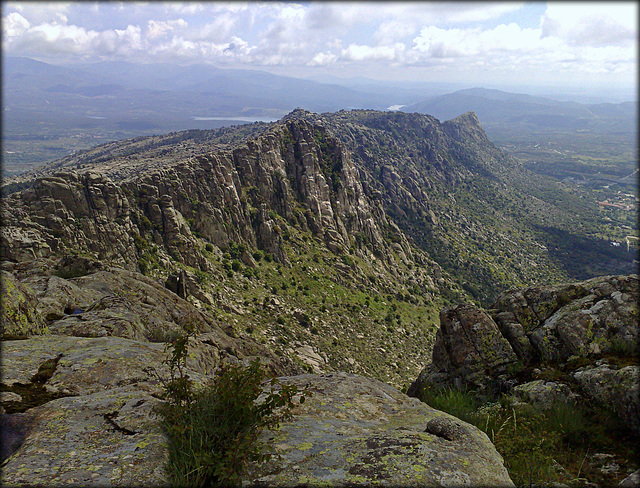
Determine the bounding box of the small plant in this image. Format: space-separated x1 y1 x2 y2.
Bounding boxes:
417 385 482 424
155 325 309 487
489 404 562 486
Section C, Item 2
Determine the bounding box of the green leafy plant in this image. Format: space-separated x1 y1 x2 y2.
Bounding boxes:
155 325 309 487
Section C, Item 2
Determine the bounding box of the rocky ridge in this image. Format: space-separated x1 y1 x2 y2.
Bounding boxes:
2 110 468 387
2 108 637 486
408 274 639 485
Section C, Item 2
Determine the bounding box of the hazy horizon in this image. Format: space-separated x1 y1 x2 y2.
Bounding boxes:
2 2 637 103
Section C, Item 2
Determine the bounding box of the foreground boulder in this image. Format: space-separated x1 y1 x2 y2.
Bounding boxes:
410 275 640 436
409 275 638 428
2 340 513 487
248 372 513 486
407 274 639 485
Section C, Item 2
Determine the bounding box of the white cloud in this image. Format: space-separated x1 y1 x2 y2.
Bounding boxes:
307 51 337 67
373 20 418 45
1 1 635 89
147 19 187 39
541 2 637 47
3 2 72 24
4 12 30 37
341 43 405 62
187 15 237 42
413 23 550 59
411 12 635 80
162 2 204 16
443 2 524 23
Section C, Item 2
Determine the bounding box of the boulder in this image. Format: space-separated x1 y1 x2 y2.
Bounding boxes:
619 469 640 487
410 275 638 396
246 372 514 486
2 336 514 487
1 270 46 337
499 275 639 363
512 380 580 410
1 388 168 487
411 304 519 392
573 364 640 435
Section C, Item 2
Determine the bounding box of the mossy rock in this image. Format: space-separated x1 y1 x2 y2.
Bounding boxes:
1 271 47 338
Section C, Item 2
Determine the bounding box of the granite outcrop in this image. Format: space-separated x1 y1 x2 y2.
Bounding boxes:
408 274 639 436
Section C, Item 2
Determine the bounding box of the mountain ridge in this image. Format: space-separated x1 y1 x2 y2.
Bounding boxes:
2 107 638 486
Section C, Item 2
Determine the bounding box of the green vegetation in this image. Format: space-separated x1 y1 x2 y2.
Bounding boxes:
155 326 309 487
191 225 442 388
417 386 639 487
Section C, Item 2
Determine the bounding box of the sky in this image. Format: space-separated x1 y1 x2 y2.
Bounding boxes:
2 1 637 97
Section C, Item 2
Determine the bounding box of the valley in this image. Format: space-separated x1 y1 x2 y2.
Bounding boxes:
2 57 638 488
2 106 638 487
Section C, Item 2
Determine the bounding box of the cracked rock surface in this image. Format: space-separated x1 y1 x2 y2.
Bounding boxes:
246 372 513 486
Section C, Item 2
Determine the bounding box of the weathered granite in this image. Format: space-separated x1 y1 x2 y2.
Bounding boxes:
408 275 639 438
246 372 514 486
1 270 47 337
512 380 580 410
1 334 514 487
1 388 168 487
410 275 637 387
573 364 639 434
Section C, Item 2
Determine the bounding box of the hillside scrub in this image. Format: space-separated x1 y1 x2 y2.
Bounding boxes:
417 385 639 487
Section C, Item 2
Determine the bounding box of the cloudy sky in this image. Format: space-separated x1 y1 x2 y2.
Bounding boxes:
2 1 637 96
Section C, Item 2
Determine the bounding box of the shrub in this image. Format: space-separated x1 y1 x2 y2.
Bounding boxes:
155 328 309 487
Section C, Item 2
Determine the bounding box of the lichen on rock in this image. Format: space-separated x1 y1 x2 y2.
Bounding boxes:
246 372 513 486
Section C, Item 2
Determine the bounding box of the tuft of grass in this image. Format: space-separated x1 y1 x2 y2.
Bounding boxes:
418 385 483 424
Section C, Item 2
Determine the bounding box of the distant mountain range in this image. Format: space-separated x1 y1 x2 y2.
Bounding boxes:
2 56 637 177
404 87 637 134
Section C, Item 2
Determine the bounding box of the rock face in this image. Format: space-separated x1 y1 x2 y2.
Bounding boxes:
409 275 639 435
2 111 459 388
0 330 295 486
1 337 513 486
1 117 396 272
246 372 514 486
1 270 47 337
429 304 519 389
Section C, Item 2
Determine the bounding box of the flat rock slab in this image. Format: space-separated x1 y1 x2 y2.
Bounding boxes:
1 388 168 487
2 339 513 487
246 372 514 486
1 336 170 397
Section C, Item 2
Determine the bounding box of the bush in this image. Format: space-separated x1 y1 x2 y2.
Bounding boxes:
155 328 308 487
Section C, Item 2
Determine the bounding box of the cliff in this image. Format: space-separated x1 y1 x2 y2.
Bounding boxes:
1 108 637 486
